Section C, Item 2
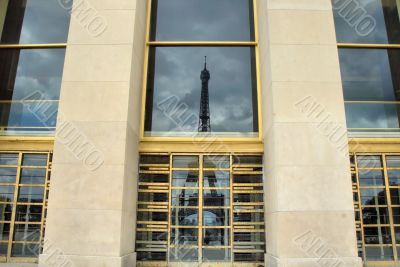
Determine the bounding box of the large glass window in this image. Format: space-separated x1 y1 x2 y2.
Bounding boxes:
144 0 259 138
0 152 52 262
351 153 400 263
0 0 71 136
333 0 400 135
135 153 265 263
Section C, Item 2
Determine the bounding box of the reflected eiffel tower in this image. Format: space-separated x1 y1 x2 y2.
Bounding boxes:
198 56 211 132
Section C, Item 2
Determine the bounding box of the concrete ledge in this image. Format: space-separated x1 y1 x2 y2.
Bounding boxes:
0 264 37 267
265 254 363 267
39 252 135 267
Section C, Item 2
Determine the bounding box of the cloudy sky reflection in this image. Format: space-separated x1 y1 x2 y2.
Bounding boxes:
145 47 258 134
333 0 400 44
151 0 254 41
339 49 400 130
1 0 71 44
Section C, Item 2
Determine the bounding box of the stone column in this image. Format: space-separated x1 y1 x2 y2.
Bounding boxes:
258 0 362 266
39 0 146 266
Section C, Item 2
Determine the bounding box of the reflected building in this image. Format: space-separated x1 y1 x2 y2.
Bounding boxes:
2 0 400 267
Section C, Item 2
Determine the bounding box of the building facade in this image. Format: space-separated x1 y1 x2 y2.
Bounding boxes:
0 0 399 266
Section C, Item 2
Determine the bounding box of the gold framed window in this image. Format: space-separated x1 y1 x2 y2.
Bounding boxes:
139 0 263 142
0 151 52 263
135 153 265 266
0 0 71 136
332 0 400 135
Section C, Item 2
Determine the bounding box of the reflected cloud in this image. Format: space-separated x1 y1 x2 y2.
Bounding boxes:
146 47 257 134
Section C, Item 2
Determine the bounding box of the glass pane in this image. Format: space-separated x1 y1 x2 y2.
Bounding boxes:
170 228 198 245
388 170 400 186
0 224 10 240
233 155 263 165
0 204 12 221
203 171 230 188
362 207 390 224
203 156 230 169
364 226 392 244
333 0 400 44
136 231 167 242
137 251 166 261
357 156 382 168
144 47 258 137
203 248 231 262
203 228 229 246
339 49 400 101
234 174 262 184
139 155 169 164
172 171 198 187
11 243 40 257
169 247 198 262
171 208 198 226
387 156 400 168
22 154 47 166
234 193 264 203
234 252 264 262
15 205 43 222
138 192 168 203
150 0 254 41
234 232 265 243
0 154 18 165
0 242 7 256
0 49 65 135
203 189 230 206
365 246 394 261
172 189 198 206
346 103 400 131
0 49 65 100
392 207 400 224
20 169 46 184
358 170 385 186
0 168 16 183
17 186 44 203
137 211 167 222
395 227 400 244
13 224 40 242
0 186 14 202
234 212 264 223
360 188 387 206
173 156 199 168
203 209 230 226
390 188 400 205
139 174 168 183
0 0 72 44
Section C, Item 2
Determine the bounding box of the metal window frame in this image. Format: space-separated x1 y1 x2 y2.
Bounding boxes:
136 153 265 266
138 0 264 143
0 150 52 263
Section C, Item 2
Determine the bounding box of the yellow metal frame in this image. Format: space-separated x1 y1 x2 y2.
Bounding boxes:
350 138 400 266
0 150 52 263
139 0 263 144
136 153 265 265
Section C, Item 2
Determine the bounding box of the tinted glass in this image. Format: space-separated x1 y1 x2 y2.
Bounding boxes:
150 0 254 41
0 49 65 134
22 154 47 166
17 186 44 203
345 103 400 131
333 0 400 44
145 47 258 136
0 154 18 165
339 49 400 101
0 0 72 44
20 169 46 185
